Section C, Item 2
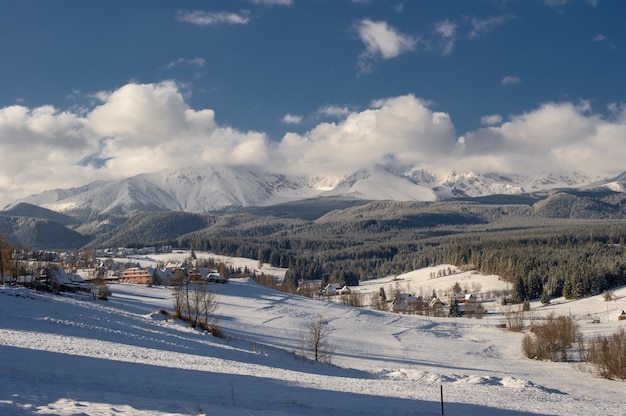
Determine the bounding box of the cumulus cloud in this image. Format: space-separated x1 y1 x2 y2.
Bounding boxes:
282 114 302 124
457 101 626 174
0 82 269 206
356 19 418 73
275 95 457 175
2 82 626 208
176 10 250 26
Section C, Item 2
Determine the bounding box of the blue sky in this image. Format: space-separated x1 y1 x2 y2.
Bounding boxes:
0 0 625 207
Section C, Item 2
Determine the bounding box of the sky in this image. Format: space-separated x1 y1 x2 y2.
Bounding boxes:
0 0 625 208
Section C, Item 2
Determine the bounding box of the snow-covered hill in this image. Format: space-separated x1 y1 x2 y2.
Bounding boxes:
1 260 625 415
4 164 620 218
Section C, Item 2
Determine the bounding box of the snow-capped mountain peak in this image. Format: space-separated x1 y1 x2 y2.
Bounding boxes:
5 164 622 219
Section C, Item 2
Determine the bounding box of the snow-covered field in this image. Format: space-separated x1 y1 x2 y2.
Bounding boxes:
2 262 625 415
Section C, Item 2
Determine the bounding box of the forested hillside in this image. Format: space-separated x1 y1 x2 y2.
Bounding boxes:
173 196 626 301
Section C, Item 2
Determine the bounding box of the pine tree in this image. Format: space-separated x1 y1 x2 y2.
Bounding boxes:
511 277 527 303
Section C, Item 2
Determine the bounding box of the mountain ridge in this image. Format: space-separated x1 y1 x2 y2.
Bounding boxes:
5 164 622 218
2 165 626 249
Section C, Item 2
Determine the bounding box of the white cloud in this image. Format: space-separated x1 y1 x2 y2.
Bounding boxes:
176 10 250 26
481 114 503 126
317 105 352 119
275 95 456 175
435 20 456 38
469 14 515 38
249 0 293 6
502 76 521 86
356 19 418 73
2 83 625 208
457 101 626 174
435 20 457 56
166 57 207 69
0 82 269 207
282 114 302 124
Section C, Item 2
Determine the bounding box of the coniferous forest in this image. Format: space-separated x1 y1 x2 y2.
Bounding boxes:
169 195 626 302
5 191 626 303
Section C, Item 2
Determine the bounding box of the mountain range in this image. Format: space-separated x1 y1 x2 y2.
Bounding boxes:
2 164 626 249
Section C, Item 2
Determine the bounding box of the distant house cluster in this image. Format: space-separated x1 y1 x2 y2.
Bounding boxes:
120 262 227 286
389 293 448 316
0 267 102 299
96 246 173 257
388 292 482 317
322 283 352 296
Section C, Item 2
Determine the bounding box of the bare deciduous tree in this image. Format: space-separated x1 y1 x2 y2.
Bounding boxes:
172 272 219 332
190 280 218 330
305 315 333 363
500 303 525 331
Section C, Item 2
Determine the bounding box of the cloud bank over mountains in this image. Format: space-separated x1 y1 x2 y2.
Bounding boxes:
1 81 625 207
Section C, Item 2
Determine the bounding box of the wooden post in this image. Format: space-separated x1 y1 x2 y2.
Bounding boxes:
440 384 444 415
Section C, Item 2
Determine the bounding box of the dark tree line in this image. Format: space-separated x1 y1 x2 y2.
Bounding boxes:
176 220 626 301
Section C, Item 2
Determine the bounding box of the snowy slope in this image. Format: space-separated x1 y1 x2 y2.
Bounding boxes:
9 166 332 218
2 260 626 415
324 165 437 201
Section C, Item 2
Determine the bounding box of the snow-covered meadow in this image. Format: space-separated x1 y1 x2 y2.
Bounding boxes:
1 257 625 415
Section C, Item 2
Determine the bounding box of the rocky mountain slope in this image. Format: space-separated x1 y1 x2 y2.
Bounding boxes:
1 165 625 249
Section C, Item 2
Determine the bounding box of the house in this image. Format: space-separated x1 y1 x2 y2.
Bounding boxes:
390 293 422 313
187 268 203 281
323 283 342 295
428 297 448 317
153 268 178 286
120 267 154 285
339 285 352 295
390 299 408 313
457 293 479 316
17 275 38 288
206 273 227 284
46 269 87 293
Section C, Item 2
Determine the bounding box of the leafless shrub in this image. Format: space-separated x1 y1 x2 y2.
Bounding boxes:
341 292 362 307
603 290 615 302
585 328 626 379
521 313 580 362
501 304 525 331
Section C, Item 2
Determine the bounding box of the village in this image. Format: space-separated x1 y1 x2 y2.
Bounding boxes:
0 247 229 300
1 246 476 317
4 246 626 324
